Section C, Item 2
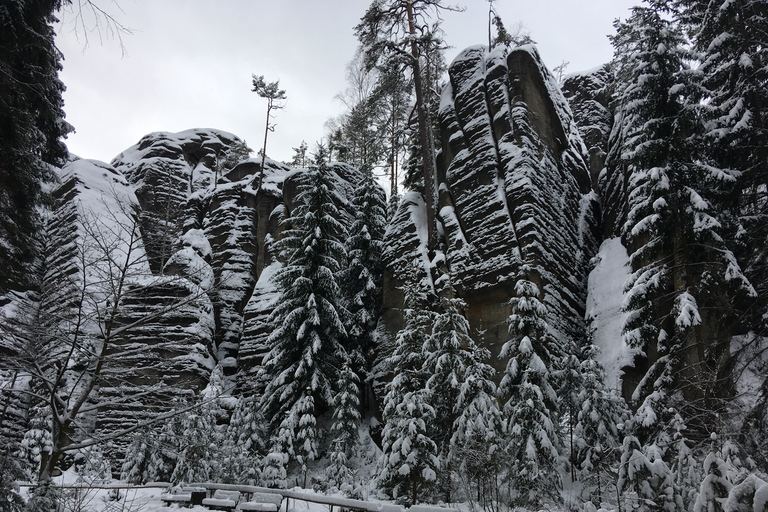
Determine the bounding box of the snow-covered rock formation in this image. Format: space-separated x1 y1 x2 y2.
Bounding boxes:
382 45 600 369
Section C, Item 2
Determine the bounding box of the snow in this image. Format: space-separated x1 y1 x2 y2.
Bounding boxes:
18 476 416 512
585 238 637 391
730 332 768 412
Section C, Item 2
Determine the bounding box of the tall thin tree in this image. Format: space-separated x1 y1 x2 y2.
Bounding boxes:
252 75 287 191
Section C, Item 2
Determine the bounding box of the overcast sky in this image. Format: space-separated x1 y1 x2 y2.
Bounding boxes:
54 0 637 164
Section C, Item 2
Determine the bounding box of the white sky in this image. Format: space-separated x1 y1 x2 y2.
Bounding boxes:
55 0 637 164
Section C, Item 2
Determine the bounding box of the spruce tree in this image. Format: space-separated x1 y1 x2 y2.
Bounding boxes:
378 279 438 505
326 363 361 492
693 434 733 512
259 159 348 470
343 164 387 401
576 343 630 506
610 0 754 437
170 407 220 484
424 273 499 501
218 396 262 484
498 271 561 509
0 0 72 291
617 365 685 511
617 435 678 512
120 432 154 484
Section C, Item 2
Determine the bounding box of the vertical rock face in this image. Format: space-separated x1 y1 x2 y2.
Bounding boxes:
561 66 624 239
112 129 241 273
204 160 288 372
38 158 216 458
111 129 292 374
561 66 614 189
383 45 600 370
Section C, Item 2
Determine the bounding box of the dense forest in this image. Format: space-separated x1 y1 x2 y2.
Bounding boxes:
1 1 767 511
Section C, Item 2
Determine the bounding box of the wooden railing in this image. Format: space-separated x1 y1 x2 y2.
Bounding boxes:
18 480 457 512
190 482 407 512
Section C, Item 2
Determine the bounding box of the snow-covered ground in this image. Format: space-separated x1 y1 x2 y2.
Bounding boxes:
19 472 436 512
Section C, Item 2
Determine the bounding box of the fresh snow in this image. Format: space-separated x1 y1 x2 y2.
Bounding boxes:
585 237 636 391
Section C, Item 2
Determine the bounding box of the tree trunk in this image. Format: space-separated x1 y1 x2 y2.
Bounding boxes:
258 104 271 191
406 0 438 252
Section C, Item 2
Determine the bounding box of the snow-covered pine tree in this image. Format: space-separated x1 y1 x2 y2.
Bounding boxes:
617 434 678 512
617 366 684 512
424 272 499 502
0 0 71 292
559 345 584 483
576 342 630 506
610 0 754 438
170 405 221 484
343 163 387 405
120 432 154 484
378 278 439 505
261 451 287 489
259 157 348 471
0 451 25 512
498 270 562 509
218 396 262 484
693 434 733 512
370 62 411 197
145 412 185 483
677 0 768 465
669 413 699 510
326 363 361 492
676 0 768 310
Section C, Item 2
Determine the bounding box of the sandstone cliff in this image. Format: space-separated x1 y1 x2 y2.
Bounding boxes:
381 45 600 372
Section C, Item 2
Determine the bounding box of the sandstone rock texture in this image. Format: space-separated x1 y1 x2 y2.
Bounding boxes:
382 45 600 371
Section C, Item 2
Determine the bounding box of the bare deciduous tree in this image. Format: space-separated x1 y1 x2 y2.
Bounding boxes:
0 183 218 497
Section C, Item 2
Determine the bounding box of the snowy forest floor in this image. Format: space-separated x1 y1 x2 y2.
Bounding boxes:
18 466 593 512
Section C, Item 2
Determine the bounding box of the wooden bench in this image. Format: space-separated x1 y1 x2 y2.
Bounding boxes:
202 489 242 511
237 492 283 511
160 486 206 507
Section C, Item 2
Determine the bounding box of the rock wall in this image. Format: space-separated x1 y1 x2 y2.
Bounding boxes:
382 45 600 370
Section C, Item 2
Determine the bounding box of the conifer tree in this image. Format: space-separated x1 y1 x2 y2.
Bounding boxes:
498 271 561 509
343 164 387 399
676 0 768 231
371 62 411 195
261 452 287 489
145 412 185 482
259 158 349 470
559 346 583 482
424 273 499 501
693 434 733 512
378 279 438 505
677 2 768 444
610 0 754 437
617 435 678 512
326 363 361 492
617 366 685 512
252 75 287 191
0 0 72 291
218 396 262 484
170 407 220 484
356 0 457 250
576 343 629 505
120 432 154 484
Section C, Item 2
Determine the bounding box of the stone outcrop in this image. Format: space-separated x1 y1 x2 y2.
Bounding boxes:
111 130 291 371
112 129 243 273
382 45 600 370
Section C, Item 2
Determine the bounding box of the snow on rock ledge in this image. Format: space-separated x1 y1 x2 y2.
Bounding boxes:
382 45 599 372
